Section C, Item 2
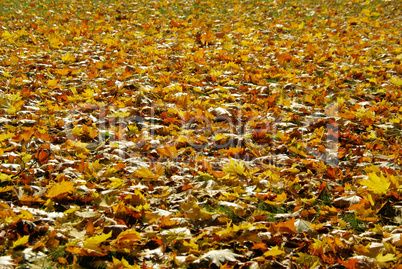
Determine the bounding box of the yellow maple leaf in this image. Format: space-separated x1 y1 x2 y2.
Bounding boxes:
156 145 178 158
103 37 115 46
6 105 18 115
389 76 402 87
91 160 103 171
223 158 248 177
82 88 95 100
47 79 58 88
61 52 76 63
363 165 381 173
289 146 307 157
84 231 112 251
263 246 285 257
298 22 305 30
0 132 14 142
46 181 75 198
0 94 21 114
265 192 287 205
13 235 29 248
296 252 320 267
360 173 390 195
375 252 396 263
1 71 12 78
108 178 124 189
182 239 199 251
55 68 69 76
49 37 61 48
113 229 142 244
0 173 11 182
222 41 233 51
134 166 158 181
214 133 229 141
66 140 89 153
71 126 83 136
311 238 327 250
112 256 140 269
10 55 19 65
1 30 12 39
19 210 33 220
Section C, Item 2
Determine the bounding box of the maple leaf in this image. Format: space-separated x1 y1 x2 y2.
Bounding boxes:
296 252 320 267
160 215 179 228
84 231 112 252
156 145 178 158
0 93 22 114
194 249 243 266
160 227 192 243
0 97 13 111
0 186 14 193
0 173 11 183
1 0 401 266
133 166 160 181
0 132 14 142
46 181 75 198
360 173 390 195
197 171 215 181
47 79 58 88
389 76 402 87
55 68 70 76
61 52 76 63
264 191 287 205
295 219 312 233
12 235 29 248
108 178 124 189
289 146 307 157
263 246 285 257
223 158 248 177
1 30 13 41
112 256 140 269
375 252 397 263
112 229 141 246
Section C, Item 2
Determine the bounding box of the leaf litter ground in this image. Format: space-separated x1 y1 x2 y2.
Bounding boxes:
0 0 402 268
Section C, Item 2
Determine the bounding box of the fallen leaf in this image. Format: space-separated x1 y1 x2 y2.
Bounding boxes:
360 173 390 195
194 249 243 266
12 235 29 248
46 181 75 198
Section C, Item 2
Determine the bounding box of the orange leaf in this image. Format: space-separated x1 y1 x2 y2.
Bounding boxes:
34 145 51 165
86 220 95 235
113 229 142 244
252 242 268 252
20 128 34 142
156 145 178 158
273 218 297 235
161 215 179 228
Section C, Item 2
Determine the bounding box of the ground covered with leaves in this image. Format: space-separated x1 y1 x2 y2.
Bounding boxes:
0 0 402 268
